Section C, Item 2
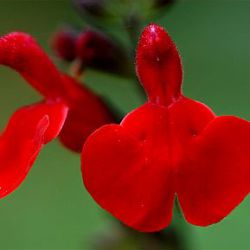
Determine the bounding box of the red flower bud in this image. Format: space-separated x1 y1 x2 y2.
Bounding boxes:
75 29 127 75
81 24 250 232
51 28 78 62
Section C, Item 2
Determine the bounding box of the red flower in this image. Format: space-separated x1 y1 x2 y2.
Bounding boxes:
0 32 114 152
81 24 250 232
0 30 115 198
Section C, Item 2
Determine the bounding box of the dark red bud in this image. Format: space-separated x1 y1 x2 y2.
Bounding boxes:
51 28 78 62
76 30 113 62
75 29 128 75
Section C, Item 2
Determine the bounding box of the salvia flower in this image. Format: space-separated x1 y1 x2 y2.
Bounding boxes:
0 31 115 198
81 24 250 232
0 32 114 152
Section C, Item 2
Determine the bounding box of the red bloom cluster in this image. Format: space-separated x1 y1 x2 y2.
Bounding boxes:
81 24 250 232
0 32 114 198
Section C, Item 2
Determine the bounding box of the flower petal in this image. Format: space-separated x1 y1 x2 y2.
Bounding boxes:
82 104 175 232
59 75 114 152
177 116 250 226
136 24 182 106
81 97 217 231
0 32 66 98
0 101 68 198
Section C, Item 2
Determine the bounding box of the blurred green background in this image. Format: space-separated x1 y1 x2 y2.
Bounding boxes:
0 0 250 249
